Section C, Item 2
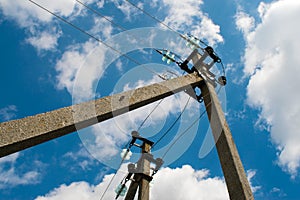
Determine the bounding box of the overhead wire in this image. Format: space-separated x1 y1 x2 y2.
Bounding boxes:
67 1 188 198
28 0 166 80
111 90 192 199
137 99 164 131
74 0 225 190
74 0 173 81
76 0 127 32
99 159 124 200
161 86 222 159
75 0 226 80
78 0 226 197
26 1 169 199
115 94 192 200
124 0 183 36
99 98 167 200
124 0 227 76
136 87 222 199
151 96 191 150
28 0 143 67
136 85 224 200
29 1 226 198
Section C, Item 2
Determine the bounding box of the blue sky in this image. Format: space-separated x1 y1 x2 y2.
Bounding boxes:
1 0 300 199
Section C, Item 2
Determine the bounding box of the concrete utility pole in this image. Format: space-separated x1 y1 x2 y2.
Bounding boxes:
200 81 253 200
125 141 152 200
121 131 162 200
137 142 151 200
0 46 254 200
114 131 162 200
185 48 254 200
0 73 202 158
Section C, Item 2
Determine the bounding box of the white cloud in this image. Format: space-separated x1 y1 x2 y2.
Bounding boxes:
55 39 108 101
26 29 62 52
35 182 98 200
246 170 261 193
235 11 255 34
159 0 223 46
81 74 199 163
96 0 105 9
0 0 84 27
55 13 114 101
62 146 99 171
0 153 41 188
236 0 300 177
0 0 97 52
90 16 114 39
152 165 229 200
35 165 231 200
0 105 17 121
113 0 144 21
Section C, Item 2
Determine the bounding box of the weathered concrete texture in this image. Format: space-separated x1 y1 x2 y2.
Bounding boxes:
200 81 254 200
0 73 203 158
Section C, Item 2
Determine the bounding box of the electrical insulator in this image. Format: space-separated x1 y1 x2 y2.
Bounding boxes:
218 76 227 86
115 184 127 197
162 51 175 64
186 35 199 50
162 55 167 62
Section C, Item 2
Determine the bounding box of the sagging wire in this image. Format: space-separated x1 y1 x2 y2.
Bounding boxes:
114 92 192 199
161 86 222 159
26 2 170 199
123 1 227 78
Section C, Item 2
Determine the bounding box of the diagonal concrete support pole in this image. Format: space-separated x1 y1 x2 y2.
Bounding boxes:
200 80 254 200
0 73 202 158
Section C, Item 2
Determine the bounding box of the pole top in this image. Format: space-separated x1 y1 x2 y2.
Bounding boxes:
131 131 154 147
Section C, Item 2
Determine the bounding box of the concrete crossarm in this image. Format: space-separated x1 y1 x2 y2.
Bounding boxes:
0 73 203 158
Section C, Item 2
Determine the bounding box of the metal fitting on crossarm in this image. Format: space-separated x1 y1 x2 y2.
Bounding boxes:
131 131 154 148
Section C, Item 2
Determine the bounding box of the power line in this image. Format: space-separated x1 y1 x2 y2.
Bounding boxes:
28 0 139 65
101 90 193 199
99 100 164 199
99 150 129 200
137 99 164 131
151 96 191 149
26 2 168 199
28 0 166 80
162 108 206 159
29 1 226 198
76 0 127 32
137 92 213 199
125 0 183 37
75 0 226 80
161 87 222 159
123 0 227 77
74 0 170 80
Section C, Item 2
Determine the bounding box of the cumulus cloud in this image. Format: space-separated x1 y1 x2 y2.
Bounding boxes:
55 14 114 100
246 170 261 193
152 165 229 200
26 29 62 52
235 11 255 35
0 0 97 52
236 0 300 177
0 0 86 26
62 145 99 172
0 105 17 122
55 39 104 99
113 0 144 21
0 153 41 188
35 165 231 200
159 0 223 45
79 74 200 166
